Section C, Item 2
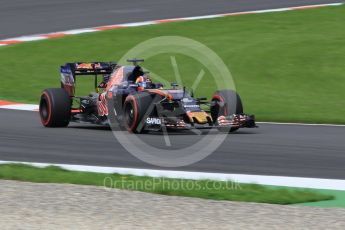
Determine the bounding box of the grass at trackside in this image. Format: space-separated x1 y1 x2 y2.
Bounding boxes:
0 164 334 205
298 189 345 208
1 5 345 123
264 185 345 208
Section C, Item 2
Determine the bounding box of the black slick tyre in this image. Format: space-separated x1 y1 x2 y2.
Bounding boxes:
210 89 243 133
123 92 153 133
39 88 71 127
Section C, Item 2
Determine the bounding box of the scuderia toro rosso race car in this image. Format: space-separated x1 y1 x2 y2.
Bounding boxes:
39 59 256 133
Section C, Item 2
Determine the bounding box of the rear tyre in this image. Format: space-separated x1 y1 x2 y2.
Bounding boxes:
39 88 71 127
210 89 243 132
123 92 153 133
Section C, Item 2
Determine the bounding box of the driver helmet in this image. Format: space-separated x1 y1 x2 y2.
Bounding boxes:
135 75 152 90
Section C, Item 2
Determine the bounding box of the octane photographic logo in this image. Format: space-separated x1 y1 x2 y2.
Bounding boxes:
108 36 236 167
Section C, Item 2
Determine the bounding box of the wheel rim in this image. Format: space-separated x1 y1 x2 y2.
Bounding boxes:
125 102 135 128
40 97 49 122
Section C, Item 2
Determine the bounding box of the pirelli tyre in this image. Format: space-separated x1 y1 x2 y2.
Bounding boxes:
39 88 71 127
123 92 154 133
210 89 243 133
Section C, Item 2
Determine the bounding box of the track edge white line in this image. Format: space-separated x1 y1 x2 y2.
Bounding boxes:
0 160 344 191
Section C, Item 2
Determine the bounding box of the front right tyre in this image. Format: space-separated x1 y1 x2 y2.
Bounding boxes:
210 89 243 133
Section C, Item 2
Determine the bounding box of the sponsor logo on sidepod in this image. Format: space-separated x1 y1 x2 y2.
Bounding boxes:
146 117 162 125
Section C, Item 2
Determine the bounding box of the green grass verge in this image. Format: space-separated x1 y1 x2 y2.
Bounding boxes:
0 164 334 205
298 189 345 208
1 5 345 123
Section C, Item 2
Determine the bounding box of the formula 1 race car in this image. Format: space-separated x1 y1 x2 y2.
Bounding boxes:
39 59 256 133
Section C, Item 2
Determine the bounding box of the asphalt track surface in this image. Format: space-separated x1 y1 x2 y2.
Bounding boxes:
0 0 341 39
1 0 345 180
1 109 345 179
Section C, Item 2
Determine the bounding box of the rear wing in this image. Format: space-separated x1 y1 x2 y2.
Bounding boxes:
60 62 117 96
61 62 117 76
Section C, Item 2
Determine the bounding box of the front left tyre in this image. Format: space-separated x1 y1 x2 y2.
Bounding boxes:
39 88 71 127
123 92 154 133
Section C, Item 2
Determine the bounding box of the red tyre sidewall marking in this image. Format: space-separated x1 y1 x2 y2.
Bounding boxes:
40 92 52 126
